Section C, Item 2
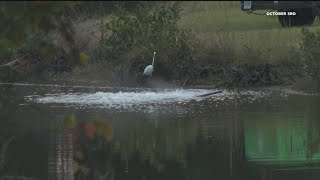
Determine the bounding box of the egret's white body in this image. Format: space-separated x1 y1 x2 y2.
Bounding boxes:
143 65 154 76
143 52 156 77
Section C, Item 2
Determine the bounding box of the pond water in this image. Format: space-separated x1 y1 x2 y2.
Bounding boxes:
0 83 320 180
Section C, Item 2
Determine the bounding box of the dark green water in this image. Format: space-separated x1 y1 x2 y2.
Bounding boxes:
0 84 320 180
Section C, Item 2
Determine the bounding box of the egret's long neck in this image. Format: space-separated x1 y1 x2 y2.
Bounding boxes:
152 54 155 66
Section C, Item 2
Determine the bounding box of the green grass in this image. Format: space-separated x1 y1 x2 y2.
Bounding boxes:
73 1 320 66
180 8 280 31
67 1 320 86
179 1 320 65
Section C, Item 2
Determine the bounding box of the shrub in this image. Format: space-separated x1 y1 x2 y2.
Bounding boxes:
0 2 79 57
10 30 74 75
0 2 85 81
62 1 144 22
99 2 199 85
300 28 320 79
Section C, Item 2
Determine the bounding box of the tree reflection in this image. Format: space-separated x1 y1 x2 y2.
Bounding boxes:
306 104 320 160
50 113 249 180
71 118 114 179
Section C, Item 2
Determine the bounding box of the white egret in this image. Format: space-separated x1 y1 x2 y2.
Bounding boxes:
143 52 156 78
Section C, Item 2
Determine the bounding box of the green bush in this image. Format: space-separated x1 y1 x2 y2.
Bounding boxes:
300 28 320 79
62 1 144 22
99 2 199 85
0 2 83 81
0 2 77 55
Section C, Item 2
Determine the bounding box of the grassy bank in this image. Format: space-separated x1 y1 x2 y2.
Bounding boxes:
178 2 320 88
179 2 320 62
2 1 320 89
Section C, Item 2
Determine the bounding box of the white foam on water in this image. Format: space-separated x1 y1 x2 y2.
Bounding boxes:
2 82 316 113
27 89 218 107
24 88 277 114
26 84 320 114
280 89 319 96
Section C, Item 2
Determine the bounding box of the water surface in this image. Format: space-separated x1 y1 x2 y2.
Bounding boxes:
0 84 319 180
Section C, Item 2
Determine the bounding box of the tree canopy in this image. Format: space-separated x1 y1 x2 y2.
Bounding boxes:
0 1 83 64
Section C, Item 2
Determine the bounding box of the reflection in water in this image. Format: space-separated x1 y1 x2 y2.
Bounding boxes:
244 99 320 180
48 116 74 180
48 111 247 180
1 85 320 180
46 113 246 180
245 108 320 163
48 116 115 180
